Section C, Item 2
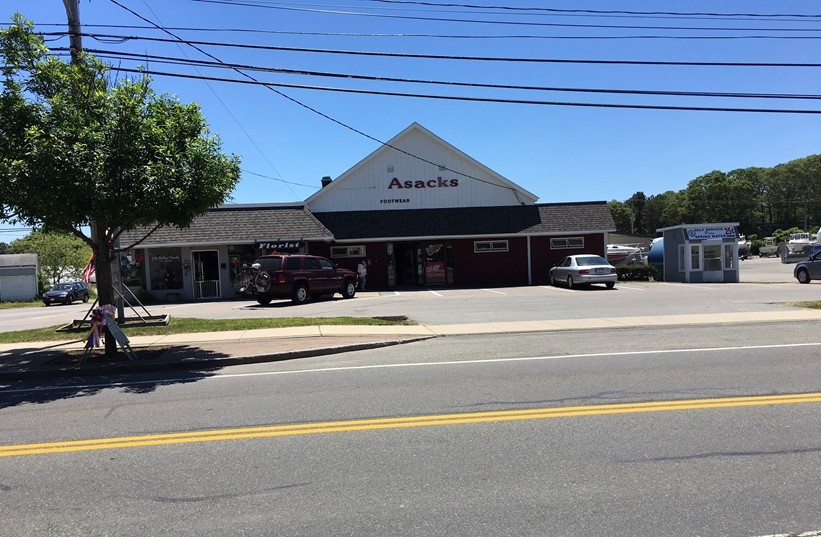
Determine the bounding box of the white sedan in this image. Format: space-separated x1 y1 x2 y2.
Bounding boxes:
549 254 618 289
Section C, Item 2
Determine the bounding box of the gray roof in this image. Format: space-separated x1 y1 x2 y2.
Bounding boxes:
313 202 615 240
117 204 334 247
116 202 614 247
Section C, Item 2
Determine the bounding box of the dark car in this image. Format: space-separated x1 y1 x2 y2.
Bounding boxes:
252 254 358 305
43 281 91 305
794 250 821 284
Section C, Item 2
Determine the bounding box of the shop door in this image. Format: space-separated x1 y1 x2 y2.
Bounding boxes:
192 250 221 299
702 241 724 282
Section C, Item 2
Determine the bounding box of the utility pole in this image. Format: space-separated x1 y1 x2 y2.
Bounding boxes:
61 1 123 348
62 0 82 63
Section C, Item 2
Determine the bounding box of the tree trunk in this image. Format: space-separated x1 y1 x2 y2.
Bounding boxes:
91 224 117 356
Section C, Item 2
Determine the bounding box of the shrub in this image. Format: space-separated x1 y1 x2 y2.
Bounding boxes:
616 264 657 281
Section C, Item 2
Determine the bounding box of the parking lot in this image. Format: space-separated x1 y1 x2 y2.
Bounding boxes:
3 256 818 333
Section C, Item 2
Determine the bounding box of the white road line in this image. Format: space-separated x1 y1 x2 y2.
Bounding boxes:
539 285 574 293
759 531 821 537
481 289 506 295
615 285 645 291
428 290 443 297
11 342 821 393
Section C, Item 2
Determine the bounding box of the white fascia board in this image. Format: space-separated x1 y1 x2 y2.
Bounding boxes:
656 222 740 232
333 230 614 243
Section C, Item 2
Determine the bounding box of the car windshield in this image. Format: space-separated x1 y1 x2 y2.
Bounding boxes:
52 283 72 291
576 256 609 266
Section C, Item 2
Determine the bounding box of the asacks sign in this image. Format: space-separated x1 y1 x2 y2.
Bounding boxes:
388 177 459 189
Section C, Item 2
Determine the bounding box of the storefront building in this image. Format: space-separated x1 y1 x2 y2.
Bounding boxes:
119 123 616 301
656 223 742 283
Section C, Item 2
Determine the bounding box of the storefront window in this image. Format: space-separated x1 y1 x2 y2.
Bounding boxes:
119 249 146 289
425 243 447 284
228 245 256 284
149 248 184 290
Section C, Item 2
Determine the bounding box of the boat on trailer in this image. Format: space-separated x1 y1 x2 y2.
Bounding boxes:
606 244 643 265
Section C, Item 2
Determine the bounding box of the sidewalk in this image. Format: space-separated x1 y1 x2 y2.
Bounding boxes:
3 309 821 381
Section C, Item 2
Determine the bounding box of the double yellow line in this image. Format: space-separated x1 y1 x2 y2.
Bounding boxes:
2 392 819 458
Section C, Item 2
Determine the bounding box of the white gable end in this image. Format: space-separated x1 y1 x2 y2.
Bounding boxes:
306 123 537 213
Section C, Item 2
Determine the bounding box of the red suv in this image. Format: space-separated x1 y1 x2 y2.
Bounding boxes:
252 254 358 305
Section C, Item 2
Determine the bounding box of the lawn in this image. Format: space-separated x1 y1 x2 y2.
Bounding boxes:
0 316 414 344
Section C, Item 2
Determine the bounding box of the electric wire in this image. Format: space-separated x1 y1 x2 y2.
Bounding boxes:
190 0 821 33
49 33 821 67
108 0 518 194
99 66 821 115
24 23 821 41
75 48 821 101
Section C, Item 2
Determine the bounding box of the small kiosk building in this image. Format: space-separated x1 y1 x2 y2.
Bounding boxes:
656 223 741 283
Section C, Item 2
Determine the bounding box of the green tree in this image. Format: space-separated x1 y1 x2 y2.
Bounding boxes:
626 192 647 234
607 200 633 233
0 16 241 353
8 230 91 285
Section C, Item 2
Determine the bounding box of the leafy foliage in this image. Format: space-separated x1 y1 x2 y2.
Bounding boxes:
0 15 241 352
611 155 821 236
7 230 91 284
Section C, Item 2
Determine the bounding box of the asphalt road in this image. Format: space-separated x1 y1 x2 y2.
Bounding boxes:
2 324 819 536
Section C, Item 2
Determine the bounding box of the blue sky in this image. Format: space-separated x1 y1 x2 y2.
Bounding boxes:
3 1 820 243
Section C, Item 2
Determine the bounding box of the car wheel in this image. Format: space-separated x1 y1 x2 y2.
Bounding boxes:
64 294 74 304
797 268 811 284
605 281 615 289
341 279 356 299
82 293 89 303
549 273 556 286
566 276 574 289
44 302 51 306
256 295 272 306
292 284 309 304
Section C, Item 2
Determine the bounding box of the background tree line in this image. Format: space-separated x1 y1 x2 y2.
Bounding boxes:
609 154 821 239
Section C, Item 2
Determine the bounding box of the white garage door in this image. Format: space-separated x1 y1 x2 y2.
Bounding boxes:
0 272 39 302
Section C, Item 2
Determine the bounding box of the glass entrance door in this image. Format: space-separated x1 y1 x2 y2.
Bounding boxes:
702 241 723 282
192 250 221 299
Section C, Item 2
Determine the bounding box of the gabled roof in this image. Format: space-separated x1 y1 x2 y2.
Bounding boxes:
313 202 615 241
117 204 334 248
305 122 538 206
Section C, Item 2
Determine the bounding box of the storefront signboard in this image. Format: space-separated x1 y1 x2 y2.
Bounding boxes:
686 227 737 240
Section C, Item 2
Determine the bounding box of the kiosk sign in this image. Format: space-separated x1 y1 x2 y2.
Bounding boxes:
687 227 737 240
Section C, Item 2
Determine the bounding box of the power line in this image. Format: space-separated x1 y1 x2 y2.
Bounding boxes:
77 48 821 101
107 0 519 196
191 0 821 33
363 0 821 19
101 66 821 115
53 33 821 67
27 23 821 41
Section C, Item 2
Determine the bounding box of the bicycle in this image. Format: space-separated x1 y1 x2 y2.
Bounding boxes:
233 263 271 295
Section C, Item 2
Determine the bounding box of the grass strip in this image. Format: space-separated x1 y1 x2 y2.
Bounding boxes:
0 316 414 344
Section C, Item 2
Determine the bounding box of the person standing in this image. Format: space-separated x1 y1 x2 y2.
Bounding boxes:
357 260 368 290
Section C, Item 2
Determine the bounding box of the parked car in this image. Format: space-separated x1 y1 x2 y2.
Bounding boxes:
794 250 821 284
252 254 358 305
549 254 618 289
42 281 91 305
